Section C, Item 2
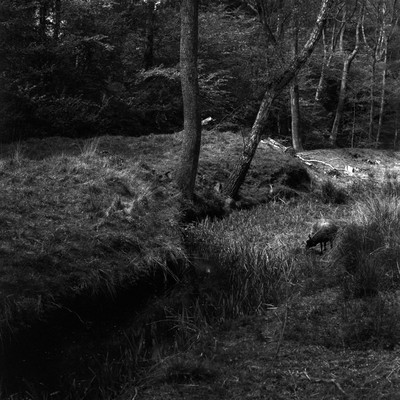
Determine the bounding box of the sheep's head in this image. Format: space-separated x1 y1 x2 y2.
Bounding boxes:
305 234 314 249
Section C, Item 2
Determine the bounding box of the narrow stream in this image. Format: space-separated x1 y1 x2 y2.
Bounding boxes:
2 264 186 399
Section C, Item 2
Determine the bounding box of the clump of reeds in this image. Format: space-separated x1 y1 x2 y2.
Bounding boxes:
329 192 400 348
333 194 400 297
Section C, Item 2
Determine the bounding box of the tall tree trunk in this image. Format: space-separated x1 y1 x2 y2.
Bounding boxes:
143 0 156 70
394 109 399 150
376 35 388 146
176 0 201 199
315 27 328 102
53 0 61 41
351 102 356 148
39 0 48 40
363 4 385 143
290 4 302 151
329 6 362 146
368 55 377 142
223 0 334 199
290 82 302 150
329 58 351 145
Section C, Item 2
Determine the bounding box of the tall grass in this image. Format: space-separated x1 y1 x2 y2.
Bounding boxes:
333 194 400 297
330 191 400 348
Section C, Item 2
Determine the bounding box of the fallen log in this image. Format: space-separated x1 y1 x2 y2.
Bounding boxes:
260 138 296 156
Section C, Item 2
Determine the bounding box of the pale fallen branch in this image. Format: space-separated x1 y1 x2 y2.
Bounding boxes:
296 154 336 170
260 138 296 156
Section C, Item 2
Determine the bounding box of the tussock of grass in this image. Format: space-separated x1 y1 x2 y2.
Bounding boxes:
332 195 400 297
320 179 347 204
323 193 400 347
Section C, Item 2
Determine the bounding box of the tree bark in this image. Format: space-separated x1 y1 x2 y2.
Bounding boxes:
223 0 334 199
176 0 201 199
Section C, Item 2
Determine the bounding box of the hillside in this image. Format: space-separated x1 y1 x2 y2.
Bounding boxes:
2 131 400 398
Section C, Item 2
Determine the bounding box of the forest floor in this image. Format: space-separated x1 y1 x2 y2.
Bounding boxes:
2 131 400 399
124 314 400 400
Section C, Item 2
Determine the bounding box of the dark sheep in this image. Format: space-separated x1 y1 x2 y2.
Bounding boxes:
306 219 339 254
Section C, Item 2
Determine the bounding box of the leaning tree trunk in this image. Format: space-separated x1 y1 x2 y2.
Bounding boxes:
223 0 334 199
176 0 201 199
315 27 329 103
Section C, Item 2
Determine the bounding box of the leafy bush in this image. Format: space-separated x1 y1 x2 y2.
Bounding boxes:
128 67 183 134
32 95 104 137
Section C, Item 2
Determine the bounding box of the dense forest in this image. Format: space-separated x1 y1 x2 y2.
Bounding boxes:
2 0 400 149
5 1 400 399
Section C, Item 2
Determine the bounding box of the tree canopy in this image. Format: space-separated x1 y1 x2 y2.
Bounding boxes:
2 0 400 185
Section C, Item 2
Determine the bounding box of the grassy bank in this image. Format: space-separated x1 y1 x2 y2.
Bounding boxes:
0 138 185 339
5 132 400 399
0 131 310 398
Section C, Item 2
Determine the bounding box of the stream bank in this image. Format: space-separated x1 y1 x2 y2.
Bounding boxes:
1 256 195 399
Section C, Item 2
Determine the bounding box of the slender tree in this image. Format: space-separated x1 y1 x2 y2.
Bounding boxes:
375 0 399 146
329 2 362 146
53 0 61 41
362 1 384 142
176 0 201 199
290 0 302 151
223 0 335 199
143 0 156 70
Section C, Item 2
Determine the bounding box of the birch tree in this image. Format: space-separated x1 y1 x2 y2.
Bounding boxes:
223 0 335 199
290 0 302 151
329 2 363 146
